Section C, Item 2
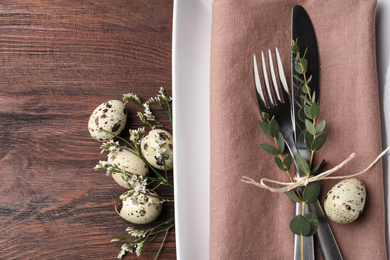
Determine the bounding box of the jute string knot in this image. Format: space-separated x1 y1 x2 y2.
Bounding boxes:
242 146 390 193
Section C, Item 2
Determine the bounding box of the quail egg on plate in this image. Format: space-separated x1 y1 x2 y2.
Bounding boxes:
324 178 366 224
88 100 127 142
116 189 163 224
140 129 173 171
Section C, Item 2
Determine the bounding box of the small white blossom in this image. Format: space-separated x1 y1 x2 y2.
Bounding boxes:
123 93 141 104
135 242 144 257
143 103 155 121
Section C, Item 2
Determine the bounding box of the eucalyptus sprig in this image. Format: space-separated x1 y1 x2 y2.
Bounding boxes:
257 42 328 260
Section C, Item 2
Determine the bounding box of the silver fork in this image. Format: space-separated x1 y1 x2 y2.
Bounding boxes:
252 48 314 260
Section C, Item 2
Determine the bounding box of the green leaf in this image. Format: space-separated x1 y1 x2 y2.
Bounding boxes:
304 106 312 119
304 212 319 237
310 103 320 119
294 62 303 74
283 155 292 171
298 107 307 122
300 58 308 73
275 132 285 154
311 91 316 103
260 143 279 155
290 44 299 54
295 152 310 176
302 181 321 203
274 157 285 171
302 95 311 106
258 121 271 138
281 185 302 203
311 159 326 174
269 118 279 138
304 131 313 150
261 112 270 121
290 215 311 236
302 85 310 94
306 75 312 85
293 75 305 85
316 120 326 134
311 133 328 151
305 119 316 135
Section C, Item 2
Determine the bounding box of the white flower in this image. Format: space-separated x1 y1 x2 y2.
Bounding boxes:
123 93 141 104
135 242 144 257
143 103 155 121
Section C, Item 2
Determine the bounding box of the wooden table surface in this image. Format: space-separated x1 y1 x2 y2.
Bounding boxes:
0 1 175 259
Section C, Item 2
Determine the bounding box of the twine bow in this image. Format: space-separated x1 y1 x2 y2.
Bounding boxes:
242 146 390 193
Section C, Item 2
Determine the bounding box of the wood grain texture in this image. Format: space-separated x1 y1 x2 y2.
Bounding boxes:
0 1 174 259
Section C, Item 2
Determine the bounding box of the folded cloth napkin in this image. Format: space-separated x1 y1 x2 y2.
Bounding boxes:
210 0 386 259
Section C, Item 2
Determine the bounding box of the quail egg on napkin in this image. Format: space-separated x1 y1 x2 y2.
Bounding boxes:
324 178 366 224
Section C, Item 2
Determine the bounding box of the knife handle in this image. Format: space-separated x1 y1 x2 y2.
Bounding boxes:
309 200 344 260
294 202 315 260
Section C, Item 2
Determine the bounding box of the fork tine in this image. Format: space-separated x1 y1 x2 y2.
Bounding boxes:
260 51 274 106
267 49 282 103
275 47 290 99
252 54 267 110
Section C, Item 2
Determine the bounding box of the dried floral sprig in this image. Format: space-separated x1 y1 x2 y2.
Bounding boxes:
122 87 172 130
112 218 175 259
95 88 174 259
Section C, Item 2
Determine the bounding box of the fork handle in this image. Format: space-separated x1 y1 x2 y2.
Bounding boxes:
309 200 344 260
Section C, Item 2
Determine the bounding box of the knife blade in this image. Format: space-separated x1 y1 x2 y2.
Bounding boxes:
292 5 343 260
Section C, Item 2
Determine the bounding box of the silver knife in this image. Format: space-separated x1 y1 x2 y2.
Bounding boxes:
292 5 343 260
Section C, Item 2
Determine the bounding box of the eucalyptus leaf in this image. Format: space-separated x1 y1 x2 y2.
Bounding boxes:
294 62 303 74
304 212 319 237
298 107 307 122
269 118 279 138
295 152 310 176
306 75 312 85
311 133 328 151
311 159 326 174
291 44 299 54
304 106 312 119
281 185 302 203
275 132 285 154
258 121 271 138
261 112 270 121
275 157 286 171
305 119 316 135
290 215 311 236
302 181 321 203
260 143 279 155
302 95 311 106
304 131 313 150
300 58 308 73
293 75 305 85
283 155 292 171
316 120 326 134
310 103 320 119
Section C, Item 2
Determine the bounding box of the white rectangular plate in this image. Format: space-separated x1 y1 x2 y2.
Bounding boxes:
173 0 390 259
172 0 213 259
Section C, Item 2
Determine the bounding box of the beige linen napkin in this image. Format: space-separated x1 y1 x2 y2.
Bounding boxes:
210 0 386 259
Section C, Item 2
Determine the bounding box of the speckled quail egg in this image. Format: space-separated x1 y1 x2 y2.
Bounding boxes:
140 129 173 171
110 148 149 189
324 178 366 224
116 189 163 224
88 100 127 142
